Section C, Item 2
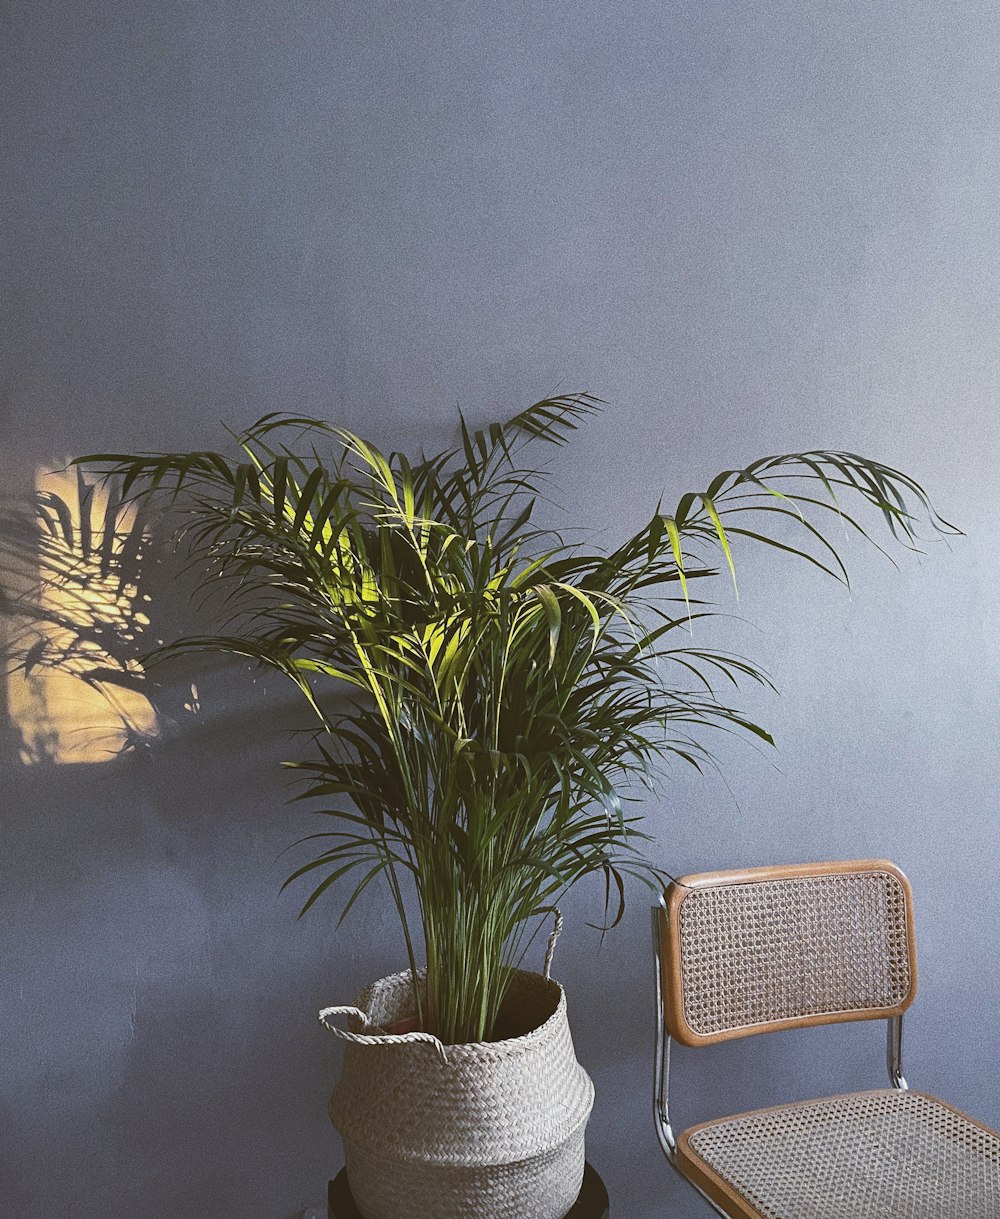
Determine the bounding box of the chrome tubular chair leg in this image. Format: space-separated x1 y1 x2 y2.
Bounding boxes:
652 905 733 1219
652 904 677 1163
887 1014 909 1090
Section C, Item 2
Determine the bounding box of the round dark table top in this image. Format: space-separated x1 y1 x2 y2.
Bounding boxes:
328 1161 609 1218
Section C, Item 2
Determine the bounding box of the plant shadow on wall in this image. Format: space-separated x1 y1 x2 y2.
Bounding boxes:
0 472 328 1217
73 396 958 1050
0 467 205 766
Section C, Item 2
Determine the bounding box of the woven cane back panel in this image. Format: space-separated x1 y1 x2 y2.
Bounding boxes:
684 1089 1000 1219
677 867 912 1038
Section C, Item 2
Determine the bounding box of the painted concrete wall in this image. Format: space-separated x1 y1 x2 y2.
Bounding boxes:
2 2 999 1215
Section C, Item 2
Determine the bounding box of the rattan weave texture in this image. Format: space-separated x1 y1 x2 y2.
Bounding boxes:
677 868 912 1037
684 1089 1000 1219
327 968 593 1219
342 1127 587 1219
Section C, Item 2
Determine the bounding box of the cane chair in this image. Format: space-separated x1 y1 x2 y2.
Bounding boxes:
651 859 1000 1219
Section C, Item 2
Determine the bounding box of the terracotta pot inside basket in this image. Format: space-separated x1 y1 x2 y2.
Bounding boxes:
382 1014 421 1035
381 982 559 1041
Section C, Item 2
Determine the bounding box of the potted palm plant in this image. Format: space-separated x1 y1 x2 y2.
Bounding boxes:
76 395 954 1219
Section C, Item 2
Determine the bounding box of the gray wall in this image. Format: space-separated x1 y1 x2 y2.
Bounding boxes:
3 2 999 1216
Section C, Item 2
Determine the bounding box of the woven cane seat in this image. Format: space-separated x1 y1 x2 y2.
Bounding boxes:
678 1088 1000 1219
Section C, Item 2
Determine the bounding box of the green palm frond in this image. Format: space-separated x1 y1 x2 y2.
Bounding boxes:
74 396 957 1042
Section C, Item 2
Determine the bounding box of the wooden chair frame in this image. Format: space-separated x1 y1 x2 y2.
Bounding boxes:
649 859 988 1219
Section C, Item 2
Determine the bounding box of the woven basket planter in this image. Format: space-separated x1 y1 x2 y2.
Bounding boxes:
321 952 594 1219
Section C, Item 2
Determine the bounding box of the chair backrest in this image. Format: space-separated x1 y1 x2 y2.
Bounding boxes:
659 860 917 1047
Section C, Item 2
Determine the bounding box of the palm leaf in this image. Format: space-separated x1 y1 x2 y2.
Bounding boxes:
67 399 956 1043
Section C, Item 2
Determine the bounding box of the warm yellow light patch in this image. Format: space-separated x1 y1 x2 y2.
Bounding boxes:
4 467 159 765
10 669 158 764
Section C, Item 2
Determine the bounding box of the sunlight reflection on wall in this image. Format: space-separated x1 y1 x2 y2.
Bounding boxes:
2 467 160 764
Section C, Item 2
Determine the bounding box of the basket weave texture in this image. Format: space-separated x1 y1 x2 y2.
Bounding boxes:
327 968 594 1219
678 868 912 1036
684 1088 1000 1219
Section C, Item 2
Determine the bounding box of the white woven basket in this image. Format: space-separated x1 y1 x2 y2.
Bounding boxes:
320 922 594 1219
